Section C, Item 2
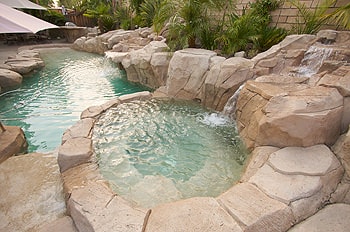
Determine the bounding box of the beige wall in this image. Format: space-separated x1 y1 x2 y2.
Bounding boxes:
235 0 348 30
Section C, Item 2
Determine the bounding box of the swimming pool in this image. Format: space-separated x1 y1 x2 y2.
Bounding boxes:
0 48 147 152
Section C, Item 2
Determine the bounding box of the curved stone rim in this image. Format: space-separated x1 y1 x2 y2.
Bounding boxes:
58 91 344 232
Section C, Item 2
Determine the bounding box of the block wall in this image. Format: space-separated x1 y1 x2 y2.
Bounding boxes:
235 0 349 30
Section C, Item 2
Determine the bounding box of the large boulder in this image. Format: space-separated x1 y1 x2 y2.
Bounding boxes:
0 68 22 90
236 78 343 150
165 48 217 99
121 41 170 88
0 125 27 163
202 57 254 111
5 50 45 75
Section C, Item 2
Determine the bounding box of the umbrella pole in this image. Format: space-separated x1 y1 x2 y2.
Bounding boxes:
0 121 6 132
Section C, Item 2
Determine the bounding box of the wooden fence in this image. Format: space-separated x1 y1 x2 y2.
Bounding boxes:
65 14 97 27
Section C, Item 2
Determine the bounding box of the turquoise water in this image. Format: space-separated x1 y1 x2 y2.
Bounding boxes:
0 48 147 153
93 99 247 208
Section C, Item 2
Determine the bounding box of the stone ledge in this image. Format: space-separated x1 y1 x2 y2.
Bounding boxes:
57 137 93 172
145 197 242 232
218 183 294 232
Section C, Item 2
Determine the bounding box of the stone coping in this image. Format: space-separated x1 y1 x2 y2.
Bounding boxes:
57 91 345 232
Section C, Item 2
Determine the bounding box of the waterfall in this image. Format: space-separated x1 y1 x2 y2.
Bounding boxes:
222 84 245 120
294 45 333 77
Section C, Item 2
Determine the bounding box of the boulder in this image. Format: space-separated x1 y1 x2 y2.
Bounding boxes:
236 80 343 149
5 57 45 74
0 125 27 163
57 137 93 172
202 57 254 111
121 41 169 88
0 68 22 90
165 48 217 99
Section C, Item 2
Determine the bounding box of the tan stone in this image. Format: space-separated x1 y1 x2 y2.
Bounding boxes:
318 73 350 97
118 91 152 103
289 204 350 232
67 181 146 232
249 164 322 204
61 162 103 199
0 153 66 232
145 197 242 232
218 183 294 232
332 128 350 177
268 145 340 175
291 166 343 222
62 118 95 144
202 57 254 110
240 84 344 148
240 146 279 182
58 137 93 172
80 105 104 119
38 216 78 232
0 68 22 89
166 48 217 98
0 126 27 163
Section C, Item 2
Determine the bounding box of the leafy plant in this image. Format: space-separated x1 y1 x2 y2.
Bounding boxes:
288 0 336 34
326 2 350 29
115 4 134 30
84 3 116 33
217 0 285 56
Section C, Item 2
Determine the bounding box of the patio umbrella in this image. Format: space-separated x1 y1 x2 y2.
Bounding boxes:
0 0 47 10
0 3 58 34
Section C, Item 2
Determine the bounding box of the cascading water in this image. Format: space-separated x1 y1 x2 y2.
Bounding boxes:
294 45 333 77
222 44 334 119
222 84 245 119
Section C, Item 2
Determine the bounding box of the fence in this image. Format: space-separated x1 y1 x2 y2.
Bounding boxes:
65 14 97 27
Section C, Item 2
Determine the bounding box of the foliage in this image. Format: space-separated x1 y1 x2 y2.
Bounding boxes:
139 0 174 33
326 2 350 29
84 3 116 33
28 9 67 26
164 0 230 50
130 0 145 14
217 0 285 56
29 0 54 7
115 4 134 30
288 0 336 34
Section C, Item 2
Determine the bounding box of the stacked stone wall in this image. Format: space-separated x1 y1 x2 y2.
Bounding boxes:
235 0 348 30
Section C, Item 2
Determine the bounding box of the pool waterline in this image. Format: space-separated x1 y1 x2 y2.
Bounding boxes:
0 48 149 153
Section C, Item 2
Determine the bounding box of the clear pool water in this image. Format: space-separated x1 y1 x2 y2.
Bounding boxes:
93 99 247 208
0 48 147 152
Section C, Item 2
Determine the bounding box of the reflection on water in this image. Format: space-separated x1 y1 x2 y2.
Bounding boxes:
94 99 247 208
0 48 148 152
